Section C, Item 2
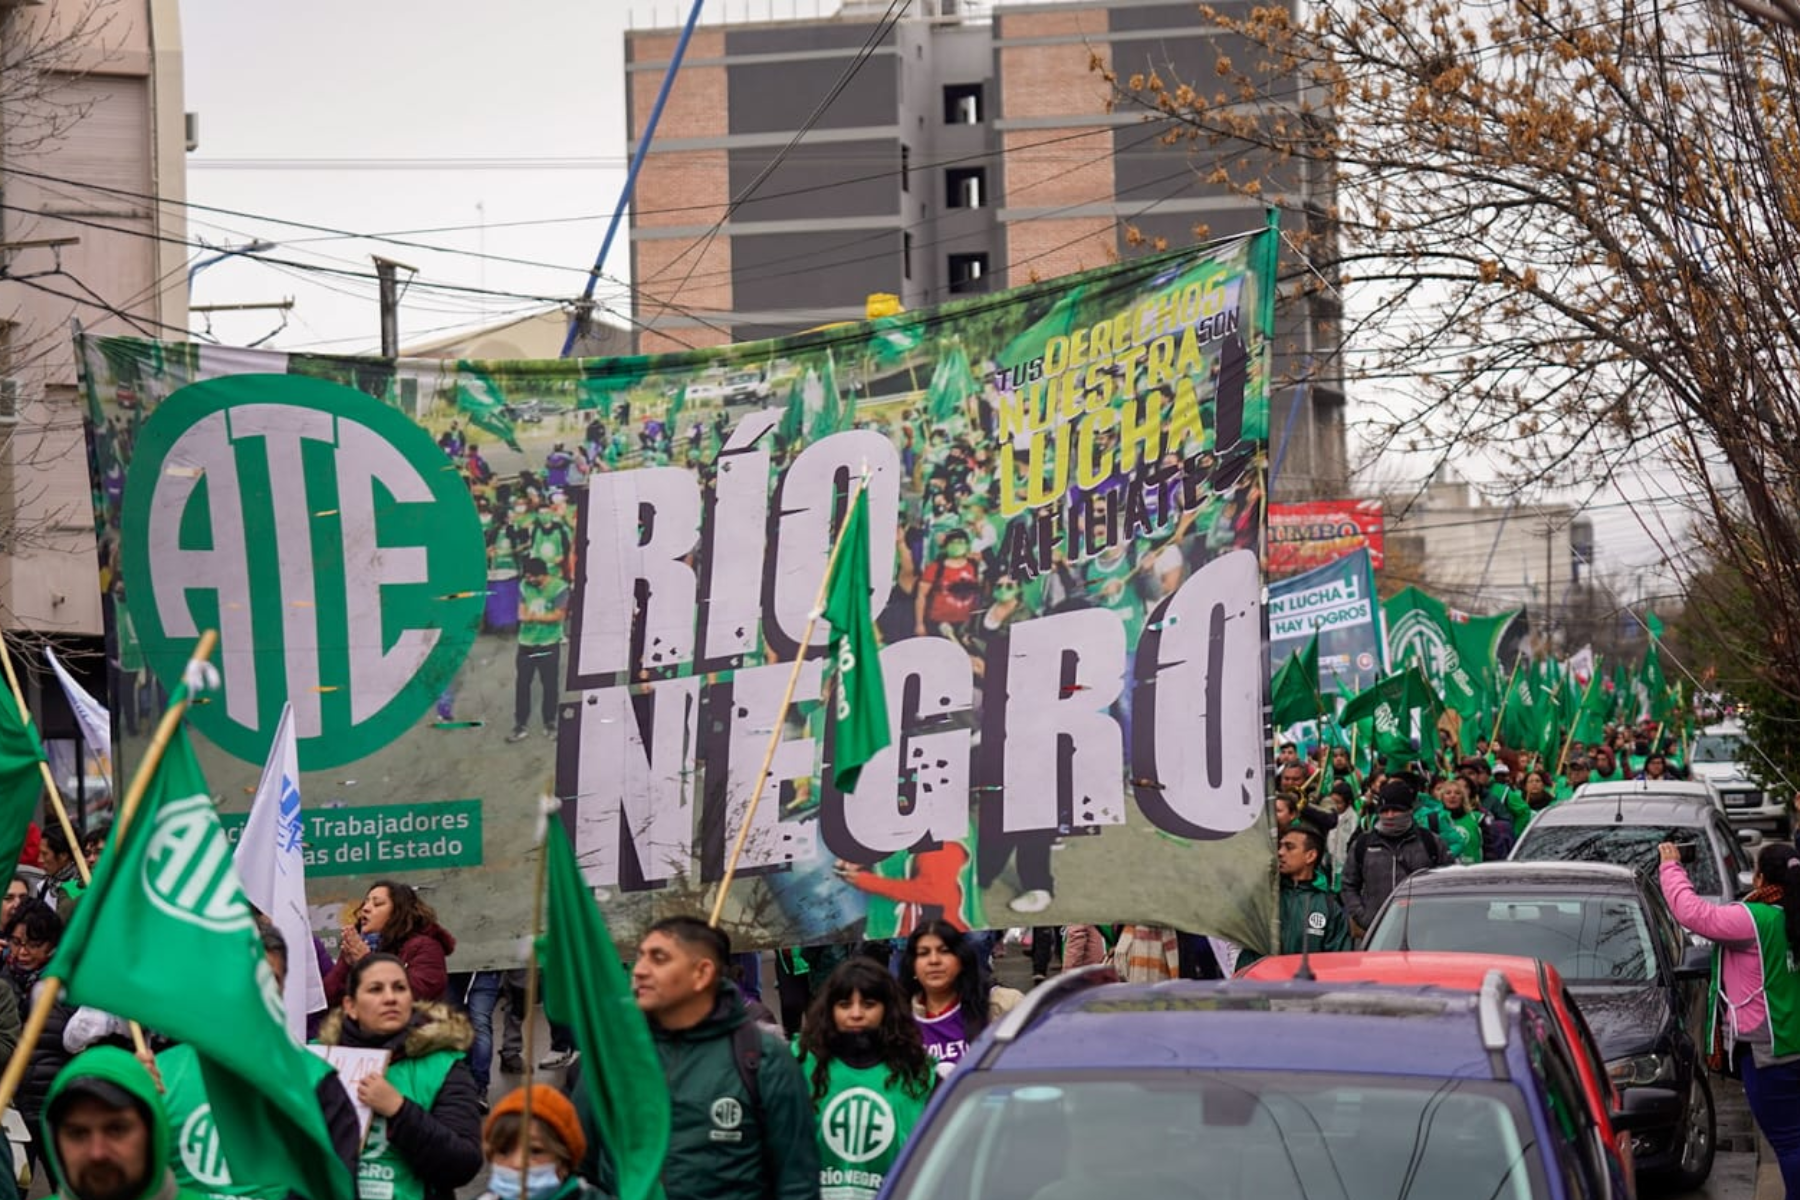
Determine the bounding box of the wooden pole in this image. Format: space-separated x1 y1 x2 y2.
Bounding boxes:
517 799 551 1146
0 631 217 1110
1490 659 1523 746
708 480 864 928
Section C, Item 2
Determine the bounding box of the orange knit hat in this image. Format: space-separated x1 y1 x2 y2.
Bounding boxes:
484 1084 588 1165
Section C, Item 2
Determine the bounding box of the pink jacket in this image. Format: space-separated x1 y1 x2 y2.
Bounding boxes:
1659 861 1767 1043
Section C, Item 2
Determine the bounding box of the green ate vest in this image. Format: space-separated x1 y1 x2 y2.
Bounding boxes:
161 1043 334 1200
798 1055 933 1200
1710 903 1800 1058
355 1050 460 1200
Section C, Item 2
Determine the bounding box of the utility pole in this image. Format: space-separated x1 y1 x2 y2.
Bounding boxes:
372 256 416 357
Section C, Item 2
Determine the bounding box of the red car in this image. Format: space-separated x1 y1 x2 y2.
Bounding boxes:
1240 950 1634 1189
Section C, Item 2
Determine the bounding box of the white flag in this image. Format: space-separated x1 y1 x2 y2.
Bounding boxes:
1565 644 1596 688
44 647 111 765
233 703 324 1037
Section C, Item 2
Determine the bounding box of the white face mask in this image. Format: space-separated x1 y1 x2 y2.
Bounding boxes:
487 1163 562 1200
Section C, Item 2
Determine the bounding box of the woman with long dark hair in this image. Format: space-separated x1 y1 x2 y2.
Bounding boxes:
324 879 457 1004
899 920 1021 1077
1661 839 1800 1195
794 959 935 1200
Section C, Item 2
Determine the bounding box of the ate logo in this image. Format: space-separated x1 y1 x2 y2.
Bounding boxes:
820 1087 896 1164
178 1104 233 1188
120 375 485 769
145 794 260 935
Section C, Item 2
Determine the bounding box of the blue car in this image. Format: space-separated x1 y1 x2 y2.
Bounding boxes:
876 969 1629 1199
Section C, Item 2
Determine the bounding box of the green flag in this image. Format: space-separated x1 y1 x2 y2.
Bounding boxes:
453 363 523 452
539 818 669 1200
0 684 45 875
926 343 974 424
822 488 890 791
778 374 806 443
1451 609 1517 702
1573 661 1609 745
1338 668 1438 759
47 705 351 1200
809 353 846 440
1383 587 1482 717
1270 633 1321 731
1500 664 1539 751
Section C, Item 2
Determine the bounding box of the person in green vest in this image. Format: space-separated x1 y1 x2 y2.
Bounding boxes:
162 924 361 1197
477 1084 606 1200
41 1047 205 1200
1554 757 1592 802
1424 778 1484 864
508 558 569 744
1659 840 1800 1196
794 958 936 1200
315 953 484 1200
1484 762 1532 835
1590 743 1626 783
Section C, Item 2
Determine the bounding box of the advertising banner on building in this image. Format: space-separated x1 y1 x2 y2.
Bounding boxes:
80 236 1279 960
1269 548 1385 699
1268 499 1384 577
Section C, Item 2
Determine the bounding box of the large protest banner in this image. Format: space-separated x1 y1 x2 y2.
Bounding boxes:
1269 548 1384 697
80 235 1278 959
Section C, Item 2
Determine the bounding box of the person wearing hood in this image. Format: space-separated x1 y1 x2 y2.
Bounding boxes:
572 915 818 1200
323 881 456 1006
8 899 72 1176
315 953 484 1200
1341 780 1451 937
41 1046 204 1200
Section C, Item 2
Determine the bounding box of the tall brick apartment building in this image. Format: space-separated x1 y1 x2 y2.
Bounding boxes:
623 0 1347 498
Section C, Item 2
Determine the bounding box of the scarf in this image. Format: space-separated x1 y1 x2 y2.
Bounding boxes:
1375 812 1413 837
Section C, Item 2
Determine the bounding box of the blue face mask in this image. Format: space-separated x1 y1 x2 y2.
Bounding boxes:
488 1164 562 1200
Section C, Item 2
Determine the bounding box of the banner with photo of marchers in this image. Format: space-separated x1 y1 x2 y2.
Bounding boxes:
79 234 1280 958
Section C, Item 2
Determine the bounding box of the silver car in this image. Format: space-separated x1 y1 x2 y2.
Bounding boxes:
1510 786 1755 906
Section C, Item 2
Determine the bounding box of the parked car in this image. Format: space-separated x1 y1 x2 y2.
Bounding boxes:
1238 950 1633 1189
1512 789 1754 906
878 968 1630 1199
1360 861 1715 1189
1689 720 1790 842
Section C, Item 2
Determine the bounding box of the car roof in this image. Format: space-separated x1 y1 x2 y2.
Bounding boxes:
1394 860 1642 894
1239 951 1555 1001
1525 792 1717 825
1573 780 1716 801
988 979 1509 1078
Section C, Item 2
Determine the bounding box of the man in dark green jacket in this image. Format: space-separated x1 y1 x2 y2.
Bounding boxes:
579 915 819 1200
1239 813 1351 970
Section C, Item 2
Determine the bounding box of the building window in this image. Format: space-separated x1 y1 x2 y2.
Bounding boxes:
944 83 984 124
901 144 910 193
948 252 988 294
903 232 913 281
946 167 986 209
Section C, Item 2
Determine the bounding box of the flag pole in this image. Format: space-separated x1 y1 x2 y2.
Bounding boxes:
517 796 552 1151
0 630 218 1111
708 479 865 928
1490 658 1522 746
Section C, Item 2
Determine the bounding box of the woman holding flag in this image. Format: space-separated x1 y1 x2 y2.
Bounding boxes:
316 953 484 1200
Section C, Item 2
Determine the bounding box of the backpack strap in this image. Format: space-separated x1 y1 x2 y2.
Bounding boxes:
731 1021 764 1117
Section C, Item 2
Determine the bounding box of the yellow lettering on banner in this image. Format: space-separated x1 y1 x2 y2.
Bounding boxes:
1057 369 1085 423
1181 283 1204 325
1201 275 1226 317
1044 335 1069 379
1145 336 1177 389
1115 347 1146 397
1069 326 1090 371
1118 393 1162 473
1089 317 1114 362
1174 326 1206 379
1076 408 1118 489
998 442 1025 516
1167 376 1206 454
996 388 1032 442
1081 362 1115 413
1112 309 1134 357
1023 424 1072 509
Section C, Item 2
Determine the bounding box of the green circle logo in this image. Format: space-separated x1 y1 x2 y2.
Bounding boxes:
120 374 486 769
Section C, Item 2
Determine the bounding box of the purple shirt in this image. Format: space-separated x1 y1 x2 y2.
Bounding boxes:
916 1002 969 1067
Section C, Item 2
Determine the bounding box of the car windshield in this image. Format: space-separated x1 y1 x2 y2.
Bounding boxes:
1692 734 1744 763
1365 894 1658 984
1515 824 1720 895
890 1072 1543 1200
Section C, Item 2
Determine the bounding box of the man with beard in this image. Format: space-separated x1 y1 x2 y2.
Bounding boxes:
42 1046 206 1200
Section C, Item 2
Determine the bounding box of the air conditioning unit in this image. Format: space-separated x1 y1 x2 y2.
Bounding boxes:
0 378 21 425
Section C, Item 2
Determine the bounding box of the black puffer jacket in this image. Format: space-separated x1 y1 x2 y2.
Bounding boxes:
1341 824 1450 931
316 1002 484 1200
6 970 70 1134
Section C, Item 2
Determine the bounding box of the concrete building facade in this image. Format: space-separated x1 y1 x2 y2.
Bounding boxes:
623 0 1348 498
0 0 187 638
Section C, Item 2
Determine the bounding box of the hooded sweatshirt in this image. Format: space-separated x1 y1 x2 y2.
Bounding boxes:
42 1046 205 1200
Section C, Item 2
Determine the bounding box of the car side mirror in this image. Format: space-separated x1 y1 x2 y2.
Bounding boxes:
1737 869 1757 897
1675 943 1712 981
1738 829 1758 845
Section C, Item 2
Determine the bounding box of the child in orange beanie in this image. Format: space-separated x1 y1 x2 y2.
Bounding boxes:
479 1084 604 1200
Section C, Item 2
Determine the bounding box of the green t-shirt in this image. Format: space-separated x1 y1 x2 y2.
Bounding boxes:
797 1054 934 1200
519 577 569 647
